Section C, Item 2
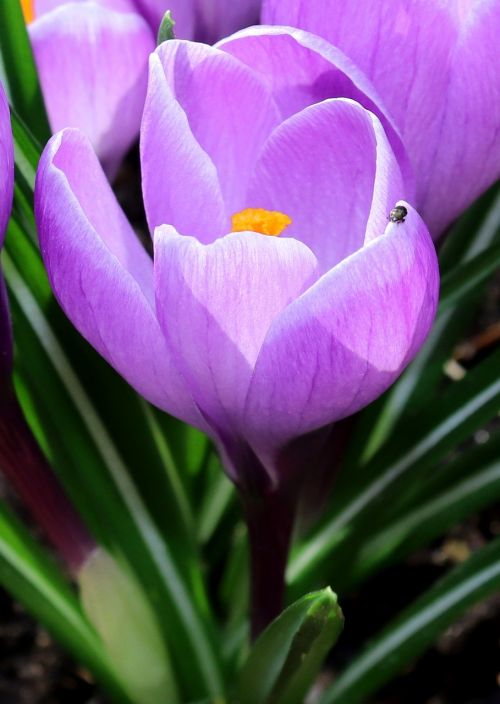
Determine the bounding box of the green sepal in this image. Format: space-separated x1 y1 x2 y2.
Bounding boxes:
233 588 343 704
157 10 176 44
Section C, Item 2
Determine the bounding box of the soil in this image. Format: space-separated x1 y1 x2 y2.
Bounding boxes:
338 507 500 704
0 589 107 704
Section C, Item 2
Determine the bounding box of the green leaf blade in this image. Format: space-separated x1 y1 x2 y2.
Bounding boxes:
235 588 343 704
0 0 50 143
0 500 131 704
320 537 500 704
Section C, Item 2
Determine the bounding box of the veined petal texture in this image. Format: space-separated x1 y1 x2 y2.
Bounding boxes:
30 2 155 176
35 129 201 428
244 203 438 467
37 29 439 486
263 0 500 235
141 38 438 478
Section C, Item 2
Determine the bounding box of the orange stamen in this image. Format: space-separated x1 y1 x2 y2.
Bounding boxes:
21 0 35 24
231 208 292 237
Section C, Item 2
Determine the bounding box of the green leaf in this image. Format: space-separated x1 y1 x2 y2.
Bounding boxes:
0 0 50 143
320 536 500 704
336 432 500 592
5 218 223 701
234 589 343 704
438 180 500 275
198 452 235 544
80 549 180 704
439 236 500 311
0 500 130 704
288 348 500 589
11 108 41 190
6 118 223 698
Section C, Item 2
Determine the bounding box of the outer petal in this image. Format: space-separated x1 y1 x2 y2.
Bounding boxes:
36 0 259 41
34 0 137 14
217 26 414 194
141 41 280 238
35 129 199 427
133 0 260 42
30 3 154 176
244 203 439 463
0 82 14 245
154 227 318 461
248 98 406 273
263 0 500 235
194 0 261 44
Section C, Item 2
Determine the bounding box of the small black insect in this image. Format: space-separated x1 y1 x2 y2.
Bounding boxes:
389 205 408 223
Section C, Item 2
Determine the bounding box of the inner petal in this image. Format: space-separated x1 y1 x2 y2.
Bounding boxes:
247 99 378 273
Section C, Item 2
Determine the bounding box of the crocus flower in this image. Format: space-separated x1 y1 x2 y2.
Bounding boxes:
26 0 262 176
36 35 439 629
32 0 262 41
28 2 154 176
32 0 134 13
262 0 500 236
135 0 262 43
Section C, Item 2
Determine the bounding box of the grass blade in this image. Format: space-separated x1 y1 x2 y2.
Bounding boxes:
320 537 500 704
0 0 50 143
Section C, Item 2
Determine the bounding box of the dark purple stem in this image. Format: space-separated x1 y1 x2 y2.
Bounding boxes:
0 272 13 383
243 488 297 639
229 426 340 639
0 386 95 572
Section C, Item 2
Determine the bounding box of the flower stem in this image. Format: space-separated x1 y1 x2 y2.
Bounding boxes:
243 488 296 639
0 272 13 382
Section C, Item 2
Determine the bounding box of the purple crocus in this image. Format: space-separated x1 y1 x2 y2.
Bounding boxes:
33 0 262 42
27 0 263 175
28 2 154 176
263 0 500 236
36 35 439 631
134 0 262 43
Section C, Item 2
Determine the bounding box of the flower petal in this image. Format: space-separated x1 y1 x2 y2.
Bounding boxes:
263 0 500 235
154 226 318 457
30 2 154 176
248 98 406 272
141 41 280 239
139 0 261 43
141 47 226 241
0 82 14 245
35 0 137 14
244 202 439 462
218 26 414 194
193 0 261 44
419 3 500 233
35 128 199 426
